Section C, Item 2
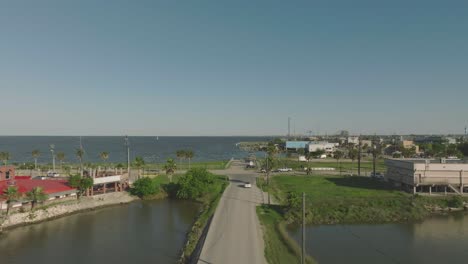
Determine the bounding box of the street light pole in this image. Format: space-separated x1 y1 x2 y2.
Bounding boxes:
50 144 55 172
125 136 130 179
358 137 362 176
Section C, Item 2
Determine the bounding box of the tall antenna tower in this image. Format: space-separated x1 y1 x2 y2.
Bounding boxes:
288 117 291 140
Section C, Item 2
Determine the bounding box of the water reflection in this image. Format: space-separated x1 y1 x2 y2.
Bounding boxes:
289 212 468 264
0 199 200 264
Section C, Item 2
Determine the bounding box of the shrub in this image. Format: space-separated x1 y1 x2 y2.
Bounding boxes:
176 168 215 200
131 177 160 198
448 196 464 208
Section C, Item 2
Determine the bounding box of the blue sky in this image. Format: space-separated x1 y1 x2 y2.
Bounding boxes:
1 1 467 136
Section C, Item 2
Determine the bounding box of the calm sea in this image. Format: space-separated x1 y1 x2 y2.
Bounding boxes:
0 136 270 164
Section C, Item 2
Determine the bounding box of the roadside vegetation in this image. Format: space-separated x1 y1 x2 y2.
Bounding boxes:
267 175 468 225
129 167 228 263
257 205 315 264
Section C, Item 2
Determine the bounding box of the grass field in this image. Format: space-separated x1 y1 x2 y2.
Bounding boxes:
257 205 316 264
268 175 465 224
262 158 386 175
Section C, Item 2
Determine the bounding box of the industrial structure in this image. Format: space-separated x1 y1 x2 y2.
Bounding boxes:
385 158 468 195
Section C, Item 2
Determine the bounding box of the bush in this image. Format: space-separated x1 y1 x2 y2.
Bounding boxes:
131 177 160 198
448 196 464 208
176 168 215 200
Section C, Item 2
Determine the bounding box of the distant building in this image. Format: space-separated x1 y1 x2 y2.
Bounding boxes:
0 166 15 181
0 166 77 211
400 140 420 153
347 136 360 145
307 141 338 153
285 141 309 150
385 158 468 195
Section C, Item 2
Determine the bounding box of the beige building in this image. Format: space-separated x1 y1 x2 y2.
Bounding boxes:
400 140 420 153
385 158 468 195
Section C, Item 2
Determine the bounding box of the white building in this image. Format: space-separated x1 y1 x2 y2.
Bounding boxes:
307 141 338 153
385 158 468 195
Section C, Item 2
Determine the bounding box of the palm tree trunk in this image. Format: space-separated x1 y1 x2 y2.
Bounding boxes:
189 158 191 170
34 158 37 170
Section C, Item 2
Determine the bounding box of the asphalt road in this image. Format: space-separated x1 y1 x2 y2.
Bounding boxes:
198 161 267 264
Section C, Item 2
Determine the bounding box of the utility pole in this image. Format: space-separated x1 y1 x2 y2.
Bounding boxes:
50 144 55 172
266 153 270 205
302 192 306 264
358 136 362 176
125 136 131 179
288 117 291 140
372 136 378 177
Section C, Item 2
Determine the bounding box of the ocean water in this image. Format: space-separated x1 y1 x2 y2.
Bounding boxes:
0 136 270 164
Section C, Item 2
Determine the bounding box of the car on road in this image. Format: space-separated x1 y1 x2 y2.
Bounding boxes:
244 183 252 188
275 168 293 172
260 168 267 173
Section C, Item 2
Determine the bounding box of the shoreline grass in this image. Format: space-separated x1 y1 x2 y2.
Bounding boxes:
257 205 316 264
269 175 468 225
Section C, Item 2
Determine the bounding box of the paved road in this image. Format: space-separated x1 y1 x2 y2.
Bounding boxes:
198 161 267 264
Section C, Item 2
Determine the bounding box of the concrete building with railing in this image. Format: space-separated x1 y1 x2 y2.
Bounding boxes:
385 158 468 195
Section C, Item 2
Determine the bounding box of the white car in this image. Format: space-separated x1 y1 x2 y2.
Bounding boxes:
47 171 60 177
244 183 252 188
277 168 293 172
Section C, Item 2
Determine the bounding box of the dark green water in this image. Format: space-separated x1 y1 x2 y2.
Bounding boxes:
289 212 468 264
0 199 200 264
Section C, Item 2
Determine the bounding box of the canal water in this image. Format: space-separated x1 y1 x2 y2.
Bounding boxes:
0 199 200 264
289 212 468 264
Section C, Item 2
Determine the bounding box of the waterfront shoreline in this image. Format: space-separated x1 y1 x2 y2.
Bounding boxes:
1 192 138 231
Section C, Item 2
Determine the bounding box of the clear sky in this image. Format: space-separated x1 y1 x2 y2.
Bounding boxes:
1 0 467 136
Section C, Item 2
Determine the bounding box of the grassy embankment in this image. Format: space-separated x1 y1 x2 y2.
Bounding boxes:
257 205 316 264
140 171 228 263
268 175 468 224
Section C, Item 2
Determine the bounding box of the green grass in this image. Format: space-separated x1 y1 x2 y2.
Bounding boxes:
257 205 316 264
269 175 465 224
272 158 386 174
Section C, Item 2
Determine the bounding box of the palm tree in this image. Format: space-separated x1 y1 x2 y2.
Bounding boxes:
176 150 186 166
76 148 85 176
3 186 19 215
348 148 358 175
185 150 194 170
56 152 65 170
100 152 109 169
26 187 48 210
32 149 40 169
164 158 177 182
0 152 10 166
334 150 344 176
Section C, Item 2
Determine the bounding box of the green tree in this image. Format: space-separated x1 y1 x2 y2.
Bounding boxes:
133 156 145 169
26 187 48 209
68 175 94 199
32 149 40 169
348 148 359 174
458 142 468 157
56 152 65 170
2 186 19 215
176 168 215 199
0 152 11 166
176 150 186 164
185 150 194 169
100 152 109 167
75 149 85 175
164 158 177 182
402 146 416 158
130 177 159 198
334 150 344 175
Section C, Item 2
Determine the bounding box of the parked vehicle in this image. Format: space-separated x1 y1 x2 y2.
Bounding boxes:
47 171 60 177
244 183 252 188
276 168 293 172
